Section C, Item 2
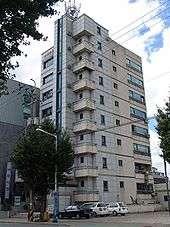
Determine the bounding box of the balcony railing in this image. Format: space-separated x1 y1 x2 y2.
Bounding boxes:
73 40 94 55
73 79 95 92
74 142 97 155
75 166 98 178
73 58 95 73
73 98 95 112
73 120 97 133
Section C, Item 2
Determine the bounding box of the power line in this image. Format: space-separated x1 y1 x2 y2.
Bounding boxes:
110 1 168 38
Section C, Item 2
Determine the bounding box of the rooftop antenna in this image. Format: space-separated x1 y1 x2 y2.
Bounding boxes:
65 0 81 18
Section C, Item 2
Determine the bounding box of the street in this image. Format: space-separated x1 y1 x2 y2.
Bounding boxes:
1 212 170 227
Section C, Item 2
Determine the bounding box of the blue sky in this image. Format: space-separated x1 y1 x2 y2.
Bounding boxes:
129 0 170 60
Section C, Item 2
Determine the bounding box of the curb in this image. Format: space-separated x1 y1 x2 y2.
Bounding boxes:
0 219 69 226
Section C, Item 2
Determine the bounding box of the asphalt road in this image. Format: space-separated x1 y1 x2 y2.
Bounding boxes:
0 224 148 227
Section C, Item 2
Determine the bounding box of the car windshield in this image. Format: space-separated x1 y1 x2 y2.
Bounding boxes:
118 202 125 207
80 203 94 209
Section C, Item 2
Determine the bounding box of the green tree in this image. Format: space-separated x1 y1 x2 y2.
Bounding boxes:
156 101 170 162
11 119 74 217
0 0 61 96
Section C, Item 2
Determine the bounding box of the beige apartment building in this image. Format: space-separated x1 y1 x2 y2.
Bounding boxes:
40 7 153 205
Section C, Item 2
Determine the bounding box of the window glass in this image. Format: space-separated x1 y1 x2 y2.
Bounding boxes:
43 73 53 85
130 107 146 120
128 74 143 87
126 58 142 73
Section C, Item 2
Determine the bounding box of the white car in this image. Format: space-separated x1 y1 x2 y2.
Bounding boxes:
107 202 128 216
90 202 109 216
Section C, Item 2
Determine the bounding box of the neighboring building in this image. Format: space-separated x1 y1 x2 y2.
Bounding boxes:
0 79 39 207
40 5 153 205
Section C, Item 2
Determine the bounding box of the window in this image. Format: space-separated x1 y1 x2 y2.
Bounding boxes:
97 26 101 35
79 74 83 80
80 135 84 141
43 57 53 69
117 139 122 146
98 58 103 68
43 73 53 85
79 56 82 61
103 181 108 192
130 107 146 120
81 180 84 187
128 74 143 88
114 83 118 89
100 95 105 105
101 115 105 125
42 89 53 101
42 107 52 118
101 136 106 146
79 93 83 99
80 157 84 164
133 143 150 156
129 90 145 104
115 101 119 107
118 160 123 167
126 58 142 73
80 113 84 120
116 119 120 126
99 76 104 86
113 66 117 72
120 181 124 188
164 196 168 202
137 183 153 193
102 157 107 169
112 50 115 56
132 125 149 138
97 41 102 50
78 39 82 44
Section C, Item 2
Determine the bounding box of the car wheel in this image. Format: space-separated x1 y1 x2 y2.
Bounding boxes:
113 211 118 216
93 212 97 217
121 213 125 216
76 213 80 219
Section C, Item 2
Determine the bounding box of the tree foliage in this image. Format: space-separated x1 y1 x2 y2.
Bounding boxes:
156 101 170 162
11 119 74 209
0 0 60 96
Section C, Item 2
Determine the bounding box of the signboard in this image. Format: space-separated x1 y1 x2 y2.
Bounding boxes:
14 196 21 206
5 162 12 199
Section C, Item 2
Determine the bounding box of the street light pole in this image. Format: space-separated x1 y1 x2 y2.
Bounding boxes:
36 128 59 223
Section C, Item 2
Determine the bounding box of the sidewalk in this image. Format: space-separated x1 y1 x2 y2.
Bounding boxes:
0 217 69 226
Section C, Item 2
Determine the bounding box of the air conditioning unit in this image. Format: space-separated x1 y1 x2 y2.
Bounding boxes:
67 46 72 51
67 31 73 37
67 103 72 108
67 64 72 70
67 83 72 89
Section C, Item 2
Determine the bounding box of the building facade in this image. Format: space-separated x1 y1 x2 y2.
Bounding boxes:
0 79 39 207
40 12 153 204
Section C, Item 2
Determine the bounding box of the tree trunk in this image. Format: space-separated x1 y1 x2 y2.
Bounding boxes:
40 194 47 221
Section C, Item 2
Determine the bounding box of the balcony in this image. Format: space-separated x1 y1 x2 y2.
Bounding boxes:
73 79 95 92
75 166 98 177
73 190 99 202
73 120 97 133
73 58 95 73
135 172 153 182
75 143 97 155
73 40 94 55
73 98 95 112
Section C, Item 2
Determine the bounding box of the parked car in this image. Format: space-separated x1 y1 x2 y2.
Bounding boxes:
89 202 109 216
59 205 91 219
106 202 128 216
